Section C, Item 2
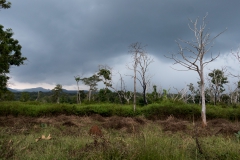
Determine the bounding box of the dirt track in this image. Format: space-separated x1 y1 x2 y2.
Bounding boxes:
0 115 239 137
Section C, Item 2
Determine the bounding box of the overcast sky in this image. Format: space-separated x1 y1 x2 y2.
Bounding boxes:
1 0 240 92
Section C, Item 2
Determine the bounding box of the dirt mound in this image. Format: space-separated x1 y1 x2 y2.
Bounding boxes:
89 125 103 137
157 116 240 136
159 115 189 133
101 116 145 133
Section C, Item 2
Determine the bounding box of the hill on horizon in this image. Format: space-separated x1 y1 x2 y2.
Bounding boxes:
8 87 80 93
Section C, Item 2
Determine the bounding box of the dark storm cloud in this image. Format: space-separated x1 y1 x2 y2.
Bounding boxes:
1 0 240 86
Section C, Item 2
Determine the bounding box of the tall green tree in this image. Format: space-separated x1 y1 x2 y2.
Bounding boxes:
0 1 27 95
97 88 113 102
97 65 123 104
52 84 63 103
82 74 101 101
0 89 14 100
208 69 228 105
97 66 112 90
0 0 11 9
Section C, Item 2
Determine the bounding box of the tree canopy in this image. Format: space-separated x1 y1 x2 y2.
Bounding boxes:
208 69 228 104
0 1 27 92
0 0 11 9
51 84 63 103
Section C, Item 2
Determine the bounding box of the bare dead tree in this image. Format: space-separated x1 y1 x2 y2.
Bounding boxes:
74 75 82 104
127 42 154 108
137 53 154 105
232 46 240 62
227 80 240 104
35 91 41 101
231 46 240 78
233 81 240 104
117 72 133 104
165 14 226 127
173 86 190 102
127 42 145 112
187 83 197 104
156 85 164 99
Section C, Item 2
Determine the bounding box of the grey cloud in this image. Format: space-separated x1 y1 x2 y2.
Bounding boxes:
1 0 240 87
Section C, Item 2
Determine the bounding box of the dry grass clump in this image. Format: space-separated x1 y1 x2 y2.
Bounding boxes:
134 116 146 125
207 118 240 135
158 115 189 133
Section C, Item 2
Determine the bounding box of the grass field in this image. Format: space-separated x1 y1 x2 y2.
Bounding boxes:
0 113 240 160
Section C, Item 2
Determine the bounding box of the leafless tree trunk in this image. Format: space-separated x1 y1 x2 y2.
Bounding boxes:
118 72 133 104
230 47 240 103
74 76 81 104
128 42 154 109
36 91 40 101
227 81 240 104
136 53 154 105
232 46 240 63
187 83 197 103
228 85 233 104
231 46 240 79
128 42 144 112
157 85 163 99
165 14 226 127
173 86 189 102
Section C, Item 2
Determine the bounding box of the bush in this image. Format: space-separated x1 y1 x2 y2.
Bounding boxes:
0 101 240 122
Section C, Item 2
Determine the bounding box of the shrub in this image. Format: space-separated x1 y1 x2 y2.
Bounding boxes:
0 101 240 122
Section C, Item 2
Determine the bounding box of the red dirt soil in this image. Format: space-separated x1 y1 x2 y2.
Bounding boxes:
89 125 103 137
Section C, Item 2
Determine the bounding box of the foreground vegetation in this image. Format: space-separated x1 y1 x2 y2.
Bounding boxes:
0 101 240 159
0 114 240 160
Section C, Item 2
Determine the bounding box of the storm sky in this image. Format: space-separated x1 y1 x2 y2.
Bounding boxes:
1 0 240 92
